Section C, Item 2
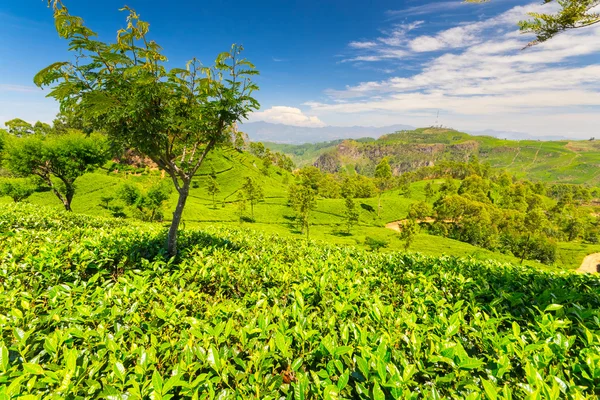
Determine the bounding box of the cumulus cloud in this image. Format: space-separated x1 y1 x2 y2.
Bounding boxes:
309 3 600 136
250 106 326 127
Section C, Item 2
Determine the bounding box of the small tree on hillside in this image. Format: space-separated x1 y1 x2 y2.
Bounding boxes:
119 181 172 221
519 207 548 263
0 178 37 202
236 192 247 221
3 132 109 211
375 157 392 217
344 196 359 234
398 218 419 251
289 183 317 239
409 201 432 221
424 181 435 202
36 1 259 255
241 177 264 219
399 181 412 199
206 175 220 209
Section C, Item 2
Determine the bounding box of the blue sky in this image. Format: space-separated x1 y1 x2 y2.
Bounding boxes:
1 0 599 137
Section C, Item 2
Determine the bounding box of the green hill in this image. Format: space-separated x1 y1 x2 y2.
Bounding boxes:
2 142 599 271
1 203 599 398
266 128 600 185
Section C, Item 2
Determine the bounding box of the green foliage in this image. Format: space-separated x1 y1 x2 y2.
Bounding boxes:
398 218 419 251
3 132 109 210
0 178 37 202
36 2 259 256
289 183 317 238
408 201 432 220
424 181 436 201
467 0 600 46
343 197 359 234
119 180 172 221
241 177 264 219
399 181 412 198
4 118 34 136
4 203 598 398
207 175 221 209
363 236 389 251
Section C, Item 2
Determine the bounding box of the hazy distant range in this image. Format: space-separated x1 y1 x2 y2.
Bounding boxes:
241 122 573 144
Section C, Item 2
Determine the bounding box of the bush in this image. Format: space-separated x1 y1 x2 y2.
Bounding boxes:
1 203 599 398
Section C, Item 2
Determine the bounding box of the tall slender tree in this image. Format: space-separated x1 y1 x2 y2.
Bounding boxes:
374 157 392 217
36 1 259 255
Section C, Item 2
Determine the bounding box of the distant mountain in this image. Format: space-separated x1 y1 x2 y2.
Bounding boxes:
240 121 415 144
267 127 600 185
466 129 574 141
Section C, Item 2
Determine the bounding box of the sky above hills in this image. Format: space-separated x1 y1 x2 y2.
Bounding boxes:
1 0 599 138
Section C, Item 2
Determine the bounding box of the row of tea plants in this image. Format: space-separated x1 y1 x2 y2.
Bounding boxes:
1 203 599 398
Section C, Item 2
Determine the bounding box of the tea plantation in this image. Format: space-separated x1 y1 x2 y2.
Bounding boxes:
1 203 599 399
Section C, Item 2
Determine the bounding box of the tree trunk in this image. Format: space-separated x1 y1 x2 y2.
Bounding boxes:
520 234 531 264
168 182 190 257
377 193 381 218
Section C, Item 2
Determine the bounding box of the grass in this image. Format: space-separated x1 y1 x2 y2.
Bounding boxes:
3 146 596 272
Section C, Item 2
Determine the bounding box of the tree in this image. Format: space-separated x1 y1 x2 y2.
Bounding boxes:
206 175 220 209
36 1 259 256
519 207 549 263
0 178 37 202
261 154 272 176
119 181 172 221
408 201 432 221
467 0 600 46
3 132 109 211
375 157 393 217
398 219 419 251
249 142 266 158
236 192 247 221
5 118 34 136
33 121 53 136
241 177 263 219
399 181 412 199
343 196 359 233
424 181 436 202
364 236 389 252
289 183 317 239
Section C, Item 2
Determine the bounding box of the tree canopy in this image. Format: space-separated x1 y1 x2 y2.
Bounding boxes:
36 1 259 255
3 132 109 211
467 0 600 46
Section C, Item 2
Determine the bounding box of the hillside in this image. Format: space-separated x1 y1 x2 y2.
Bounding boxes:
1 203 599 398
2 144 599 271
266 128 600 185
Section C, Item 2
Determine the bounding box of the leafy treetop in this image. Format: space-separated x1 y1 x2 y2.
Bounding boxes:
466 0 600 46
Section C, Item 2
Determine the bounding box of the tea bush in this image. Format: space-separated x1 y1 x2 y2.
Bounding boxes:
1 204 599 399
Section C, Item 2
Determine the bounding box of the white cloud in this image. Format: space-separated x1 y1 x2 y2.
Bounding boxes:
250 106 326 127
310 3 600 136
349 41 378 49
387 1 467 17
0 84 40 93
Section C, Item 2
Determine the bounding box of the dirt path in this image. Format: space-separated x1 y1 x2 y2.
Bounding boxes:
529 144 542 167
385 218 447 232
577 253 600 274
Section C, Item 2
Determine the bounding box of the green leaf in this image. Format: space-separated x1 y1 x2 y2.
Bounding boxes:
152 370 164 394
0 344 8 373
458 358 485 370
482 379 498 400
373 382 385 400
333 346 353 356
23 363 44 375
544 304 563 312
